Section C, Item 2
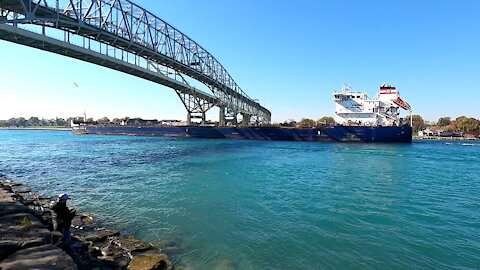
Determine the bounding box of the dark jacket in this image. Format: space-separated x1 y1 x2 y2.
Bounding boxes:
51 201 75 232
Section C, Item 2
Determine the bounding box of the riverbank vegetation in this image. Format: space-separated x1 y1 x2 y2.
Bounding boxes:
0 116 155 128
404 115 480 133
2 115 478 134
0 117 73 127
289 115 479 138
280 117 336 128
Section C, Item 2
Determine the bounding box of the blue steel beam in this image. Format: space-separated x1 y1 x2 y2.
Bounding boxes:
0 0 271 123
0 24 217 103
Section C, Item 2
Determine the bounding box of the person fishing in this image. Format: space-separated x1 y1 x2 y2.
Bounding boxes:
51 193 76 251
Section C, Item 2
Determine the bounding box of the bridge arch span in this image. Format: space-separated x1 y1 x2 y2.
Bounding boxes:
0 0 271 125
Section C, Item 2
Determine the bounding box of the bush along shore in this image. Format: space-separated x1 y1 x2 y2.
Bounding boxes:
0 175 174 270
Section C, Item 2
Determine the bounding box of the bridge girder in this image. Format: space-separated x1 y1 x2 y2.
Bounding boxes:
0 0 271 124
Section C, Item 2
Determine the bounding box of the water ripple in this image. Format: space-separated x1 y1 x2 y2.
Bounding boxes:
0 130 479 270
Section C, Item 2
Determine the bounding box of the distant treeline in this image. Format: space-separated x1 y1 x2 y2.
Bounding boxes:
0 116 136 127
0 117 82 127
406 115 480 132
282 115 480 133
2 115 479 132
280 117 336 128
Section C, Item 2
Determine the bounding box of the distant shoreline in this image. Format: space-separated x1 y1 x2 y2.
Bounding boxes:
414 136 479 141
0 127 71 131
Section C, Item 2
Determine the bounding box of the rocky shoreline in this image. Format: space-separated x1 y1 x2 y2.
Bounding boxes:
0 175 174 270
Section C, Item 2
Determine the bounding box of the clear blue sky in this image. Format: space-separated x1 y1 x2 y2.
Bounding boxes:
1 0 479 123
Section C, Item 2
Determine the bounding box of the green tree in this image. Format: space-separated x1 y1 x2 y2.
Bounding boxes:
27 117 40 126
16 117 27 127
452 116 479 132
112 118 122 124
317 116 335 126
450 116 466 131
298 118 316 128
462 118 479 131
97 117 110 124
54 118 67 126
40 118 51 126
281 119 296 127
437 117 451 127
7 118 17 127
405 115 425 132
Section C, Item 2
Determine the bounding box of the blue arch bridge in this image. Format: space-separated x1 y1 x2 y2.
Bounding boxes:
0 0 271 126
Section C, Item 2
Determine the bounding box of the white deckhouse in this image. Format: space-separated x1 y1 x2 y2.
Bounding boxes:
333 83 412 127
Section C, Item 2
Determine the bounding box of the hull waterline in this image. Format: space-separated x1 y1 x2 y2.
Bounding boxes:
73 125 413 143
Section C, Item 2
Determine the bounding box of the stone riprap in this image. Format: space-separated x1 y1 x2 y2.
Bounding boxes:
0 177 173 270
0 244 78 270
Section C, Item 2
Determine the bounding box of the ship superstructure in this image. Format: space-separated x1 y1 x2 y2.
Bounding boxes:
333 83 412 126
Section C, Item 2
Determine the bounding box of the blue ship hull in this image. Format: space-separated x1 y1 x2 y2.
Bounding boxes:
74 125 412 143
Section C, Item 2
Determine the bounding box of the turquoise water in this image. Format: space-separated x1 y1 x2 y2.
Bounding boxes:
0 130 478 269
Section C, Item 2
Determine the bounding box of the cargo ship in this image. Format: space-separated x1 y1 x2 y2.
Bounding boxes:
73 83 413 142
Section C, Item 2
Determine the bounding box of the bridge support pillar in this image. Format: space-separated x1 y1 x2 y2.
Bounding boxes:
219 106 225 127
187 113 192 126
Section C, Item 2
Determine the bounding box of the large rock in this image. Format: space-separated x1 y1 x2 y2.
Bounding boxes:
13 188 32 194
0 201 31 217
128 250 172 270
38 194 53 201
73 227 120 242
0 212 51 260
0 189 15 203
113 235 153 253
1 179 23 187
0 180 22 193
95 240 131 268
100 242 125 259
0 189 32 218
0 244 78 270
38 209 54 229
71 214 95 229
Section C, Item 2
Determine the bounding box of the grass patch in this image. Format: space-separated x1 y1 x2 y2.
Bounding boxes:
20 216 32 226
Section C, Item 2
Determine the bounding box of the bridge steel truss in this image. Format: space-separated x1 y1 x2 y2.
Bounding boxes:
0 0 271 125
